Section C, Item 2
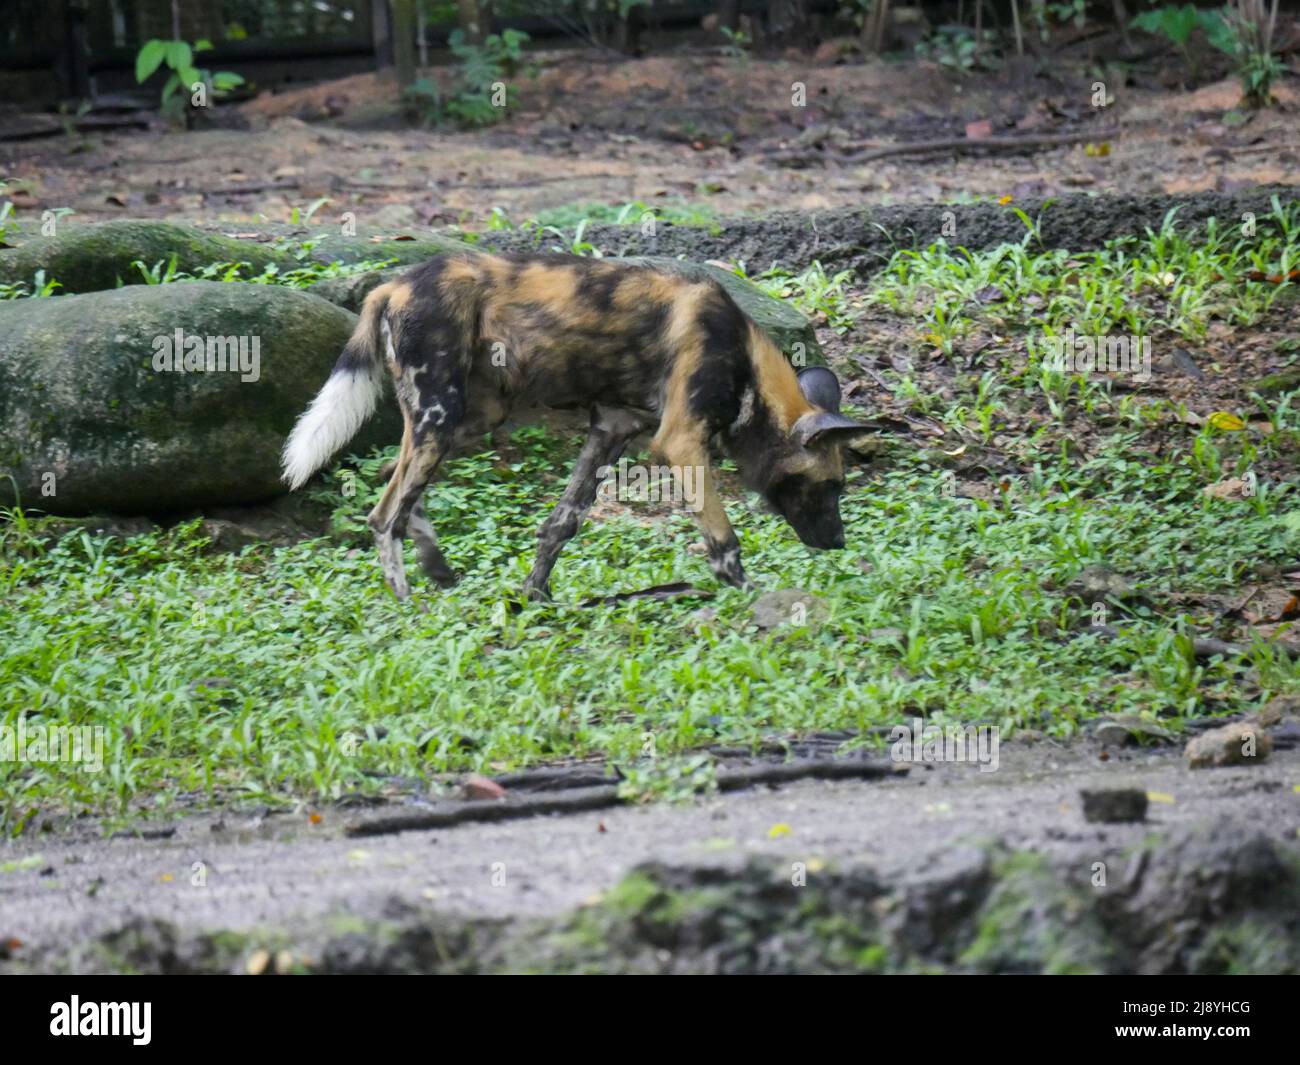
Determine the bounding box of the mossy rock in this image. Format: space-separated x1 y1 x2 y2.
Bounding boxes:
0 219 476 296
0 281 400 515
0 221 301 294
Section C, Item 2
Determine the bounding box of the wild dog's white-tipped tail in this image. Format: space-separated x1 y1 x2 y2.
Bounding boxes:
280 369 383 489
281 283 396 490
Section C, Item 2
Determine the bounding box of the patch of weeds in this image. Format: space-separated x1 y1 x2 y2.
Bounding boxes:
404 28 532 129
616 754 718 804
868 198 1299 346
115 245 398 292
3 415 1298 830
0 271 61 299
749 262 857 334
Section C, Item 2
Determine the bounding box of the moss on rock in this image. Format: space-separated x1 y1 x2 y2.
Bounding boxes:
0 281 400 514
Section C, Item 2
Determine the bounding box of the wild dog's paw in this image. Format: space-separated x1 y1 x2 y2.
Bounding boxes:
707 550 748 590
519 579 553 603
430 569 461 589
417 553 460 588
503 585 549 615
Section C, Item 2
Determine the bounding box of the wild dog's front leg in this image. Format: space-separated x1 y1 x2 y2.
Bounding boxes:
521 406 648 601
654 434 750 590
368 438 446 600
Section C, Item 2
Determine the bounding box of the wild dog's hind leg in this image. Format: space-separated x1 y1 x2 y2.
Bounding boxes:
520 405 649 601
368 432 449 601
408 493 458 587
652 429 750 589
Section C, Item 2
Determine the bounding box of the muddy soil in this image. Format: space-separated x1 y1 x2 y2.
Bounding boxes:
3 53 1297 240
2 740 1296 973
484 184 1300 274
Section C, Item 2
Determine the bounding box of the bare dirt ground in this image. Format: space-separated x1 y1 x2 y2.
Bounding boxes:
1 739 1296 972
3 51 1298 232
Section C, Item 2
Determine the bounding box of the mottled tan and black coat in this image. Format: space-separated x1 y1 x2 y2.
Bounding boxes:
282 251 869 600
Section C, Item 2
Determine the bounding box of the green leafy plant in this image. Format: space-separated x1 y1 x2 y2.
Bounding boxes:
720 25 752 66
617 754 718 804
1132 2 1282 102
405 28 531 129
1212 0 1284 106
0 270 61 299
0 196 14 246
134 38 245 123
288 197 332 225
1131 3 1214 57
915 27 997 72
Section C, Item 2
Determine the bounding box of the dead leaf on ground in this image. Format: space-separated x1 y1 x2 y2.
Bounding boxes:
462 774 507 801
1203 477 1246 498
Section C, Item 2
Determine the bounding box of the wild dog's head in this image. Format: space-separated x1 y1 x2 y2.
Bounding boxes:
746 366 870 550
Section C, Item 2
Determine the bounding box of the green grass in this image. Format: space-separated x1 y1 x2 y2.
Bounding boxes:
2 422 1297 833
522 199 723 231
868 198 1300 348
747 261 858 334
460 199 724 256
2 206 1298 833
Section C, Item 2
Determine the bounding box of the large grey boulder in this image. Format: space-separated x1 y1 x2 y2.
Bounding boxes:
0 219 475 296
0 282 400 515
0 221 299 295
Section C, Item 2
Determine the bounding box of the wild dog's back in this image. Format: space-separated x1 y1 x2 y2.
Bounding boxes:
469 252 745 414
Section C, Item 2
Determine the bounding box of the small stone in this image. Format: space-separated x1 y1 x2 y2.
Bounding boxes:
866 626 905 643
1256 695 1299 727
1080 788 1148 823
461 774 507 801
750 589 828 630
1184 722 1273 768
1066 565 1138 602
1093 715 1177 746
1268 720 1300 750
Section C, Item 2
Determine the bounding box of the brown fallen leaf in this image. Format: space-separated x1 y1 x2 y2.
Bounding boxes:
1246 268 1300 284
1203 477 1246 499
461 774 507 801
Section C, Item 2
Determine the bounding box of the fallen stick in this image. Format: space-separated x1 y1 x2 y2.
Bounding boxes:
1231 142 1300 157
0 113 153 141
204 178 300 196
440 172 623 190
346 757 904 837
780 127 1121 167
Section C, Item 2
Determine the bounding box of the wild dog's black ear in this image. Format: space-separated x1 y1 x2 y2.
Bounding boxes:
792 410 873 448
796 366 842 412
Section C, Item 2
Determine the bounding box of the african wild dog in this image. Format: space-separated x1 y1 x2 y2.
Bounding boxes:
281 251 871 601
